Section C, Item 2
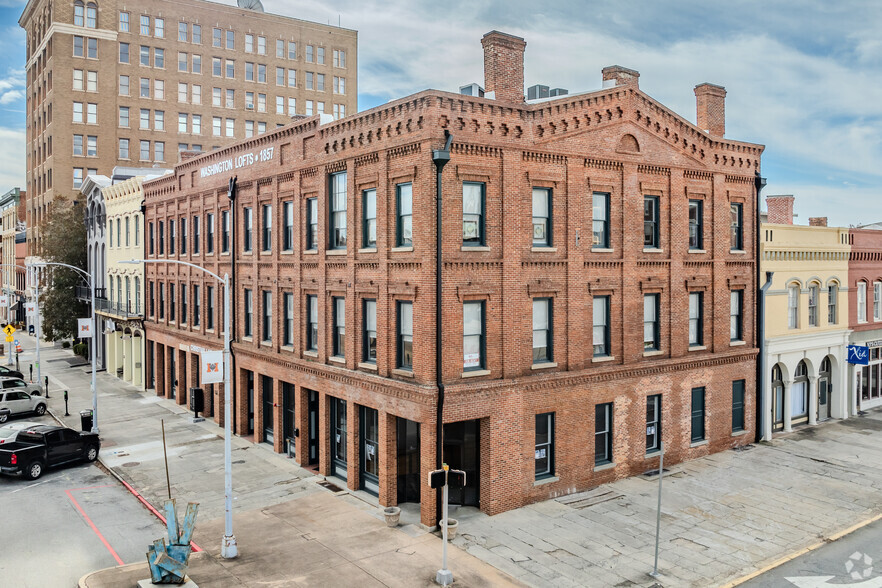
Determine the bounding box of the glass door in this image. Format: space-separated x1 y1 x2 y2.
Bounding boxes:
396 418 420 504
245 370 254 435
307 390 319 465
330 397 347 480
261 375 273 444
359 406 379 495
282 382 295 457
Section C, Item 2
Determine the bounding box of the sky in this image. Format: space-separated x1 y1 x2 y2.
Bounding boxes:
1 0 881 226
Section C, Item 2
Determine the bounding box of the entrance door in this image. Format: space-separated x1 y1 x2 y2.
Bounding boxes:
819 377 830 420
359 406 379 495
245 370 254 435
330 397 347 480
397 418 420 504
282 382 295 457
261 375 273 444
307 390 319 465
443 420 480 507
180 351 187 404
168 351 176 400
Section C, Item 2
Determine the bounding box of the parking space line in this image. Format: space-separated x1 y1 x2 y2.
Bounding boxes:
65 486 124 566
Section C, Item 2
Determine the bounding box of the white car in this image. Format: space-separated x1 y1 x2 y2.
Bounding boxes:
0 377 43 397
0 390 47 420
0 421 43 443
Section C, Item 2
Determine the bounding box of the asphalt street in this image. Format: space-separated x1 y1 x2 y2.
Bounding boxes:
0 413 168 588
742 517 882 588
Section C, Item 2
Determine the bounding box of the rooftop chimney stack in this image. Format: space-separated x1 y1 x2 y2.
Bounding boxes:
766 195 795 225
602 65 640 89
694 83 726 137
481 31 526 103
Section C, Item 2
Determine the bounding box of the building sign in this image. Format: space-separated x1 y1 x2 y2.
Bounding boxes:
199 147 275 178
200 350 223 384
848 345 870 365
77 318 92 338
464 353 481 369
0 296 8 307
25 303 35 315
865 339 882 349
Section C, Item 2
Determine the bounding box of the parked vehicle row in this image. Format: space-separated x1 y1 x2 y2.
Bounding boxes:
0 424 100 479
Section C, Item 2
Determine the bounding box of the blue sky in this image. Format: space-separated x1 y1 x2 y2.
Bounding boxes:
1 0 881 226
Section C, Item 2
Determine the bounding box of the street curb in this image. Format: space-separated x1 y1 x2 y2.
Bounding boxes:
720 510 882 587
47 407 202 553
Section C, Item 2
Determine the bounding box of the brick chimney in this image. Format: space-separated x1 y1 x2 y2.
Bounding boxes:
766 195 795 225
179 150 203 162
809 217 828 227
694 83 726 137
602 65 640 89
481 31 526 103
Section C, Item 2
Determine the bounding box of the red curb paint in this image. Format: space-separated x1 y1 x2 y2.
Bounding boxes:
65 488 125 566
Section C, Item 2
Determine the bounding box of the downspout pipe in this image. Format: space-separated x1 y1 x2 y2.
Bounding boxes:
754 170 768 442
432 131 452 527
228 176 238 433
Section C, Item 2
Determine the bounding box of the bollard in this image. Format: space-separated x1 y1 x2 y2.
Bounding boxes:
29 363 33 382
64 390 70 416
44 376 49 399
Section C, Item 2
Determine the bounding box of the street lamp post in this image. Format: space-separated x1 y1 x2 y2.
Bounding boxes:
122 258 237 558
30 262 97 432
0 264 40 384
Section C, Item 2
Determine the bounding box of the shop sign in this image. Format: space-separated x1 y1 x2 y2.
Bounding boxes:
199 147 275 178
848 345 870 365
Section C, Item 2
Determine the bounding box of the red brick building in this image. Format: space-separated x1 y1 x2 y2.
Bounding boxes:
143 31 763 526
847 228 882 412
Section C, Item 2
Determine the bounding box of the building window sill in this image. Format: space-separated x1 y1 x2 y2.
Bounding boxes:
281 345 294 352
303 350 318 358
592 247 613 253
644 450 661 459
688 249 706 254
326 249 347 256
358 361 377 372
593 462 615 472
242 251 253 256
730 249 747 255
280 250 294 255
643 248 663 253
392 368 414 378
391 246 413 253
328 355 345 364
688 345 707 352
531 362 557 371
690 439 708 448
358 247 377 254
461 369 490 378
533 475 559 487
730 340 746 346
303 249 318 255
731 429 749 437
592 355 615 363
461 245 490 252
260 341 272 347
643 349 663 357
242 336 252 342
531 246 557 253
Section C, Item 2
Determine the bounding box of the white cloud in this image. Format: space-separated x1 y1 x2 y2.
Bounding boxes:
0 126 25 189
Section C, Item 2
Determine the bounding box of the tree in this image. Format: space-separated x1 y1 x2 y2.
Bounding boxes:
39 196 88 341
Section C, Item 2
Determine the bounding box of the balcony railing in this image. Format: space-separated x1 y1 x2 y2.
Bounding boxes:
95 297 143 319
75 286 106 301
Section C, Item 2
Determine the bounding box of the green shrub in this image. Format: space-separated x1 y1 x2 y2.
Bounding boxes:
62 341 71 348
73 342 89 359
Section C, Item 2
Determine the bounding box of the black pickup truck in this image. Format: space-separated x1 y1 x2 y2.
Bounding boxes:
0 424 100 480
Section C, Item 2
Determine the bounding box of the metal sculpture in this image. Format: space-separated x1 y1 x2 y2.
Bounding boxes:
147 500 199 584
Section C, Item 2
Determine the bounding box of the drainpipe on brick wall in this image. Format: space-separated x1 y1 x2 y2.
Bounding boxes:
228 176 238 433
755 169 769 443
432 131 452 527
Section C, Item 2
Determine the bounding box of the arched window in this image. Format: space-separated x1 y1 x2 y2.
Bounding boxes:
858 281 868 322
74 1 85 26
125 276 131 311
772 364 784 426
793 360 809 419
86 3 98 28
788 283 800 329
135 277 141 314
808 282 819 327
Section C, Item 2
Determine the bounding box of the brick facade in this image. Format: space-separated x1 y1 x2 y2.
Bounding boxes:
143 32 762 526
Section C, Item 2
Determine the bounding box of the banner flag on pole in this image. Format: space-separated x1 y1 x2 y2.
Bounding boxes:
201 350 223 384
77 318 92 338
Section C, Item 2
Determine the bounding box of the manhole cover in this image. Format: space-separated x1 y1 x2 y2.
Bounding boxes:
121 461 140 467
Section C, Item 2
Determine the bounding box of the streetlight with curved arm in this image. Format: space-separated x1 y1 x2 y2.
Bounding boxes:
0 263 39 384
28 261 98 432
120 257 237 558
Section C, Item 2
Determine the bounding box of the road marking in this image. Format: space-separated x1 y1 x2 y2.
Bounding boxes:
6 478 52 494
65 486 124 566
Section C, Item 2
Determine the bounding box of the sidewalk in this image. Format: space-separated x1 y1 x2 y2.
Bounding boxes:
32 334 882 587
29 336 520 588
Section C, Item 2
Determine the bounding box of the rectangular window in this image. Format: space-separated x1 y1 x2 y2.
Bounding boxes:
169 219 175 254
149 281 154 316
276 67 284 86
192 216 200 254
86 135 97 157
149 222 155 255
730 290 743 341
317 47 325 64
276 39 284 58
859 282 867 322
306 294 318 351
316 73 325 92
140 15 150 35
788 285 800 329
732 380 745 432
119 75 130 95
363 299 377 363
73 102 83 123
221 210 230 253
262 291 272 343
463 301 484 370
212 58 221 77
74 36 85 57
140 45 150 66
192 55 201 74
212 117 221 137
535 413 554 479
120 12 130 32
288 41 296 59
397 301 413 370
306 45 313 62
691 387 706 442
207 285 215 330
332 297 345 358
396 184 413 247
333 49 345 68
178 52 188 72
139 77 150 98
159 283 165 319
359 189 377 248
73 134 83 156
643 293 660 351
644 195 659 249
288 69 296 87
192 24 201 44
212 27 221 48
225 88 235 108
730 203 744 250
689 291 703 347
73 69 84 91
532 187 551 246
158 220 164 254
532 298 552 364
828 284 838 325
283 292 293 347
140 108 150 130
225 118 234 137
287 98 296 115
261 204 272 252
154 18 164 39
462 182 485 246
258 65 266 84
86 70 97 92
192 114 201 135
87 38 97 59
154 48 165 68
595 403 613 465
593 295 610 357
155 142 164 162
245 62 254 82
875 282 882 321
226 30 234 50
329 172 347 249
245 34 254 53
333 76 345 95
206 213 215 254
306 71 313 90
140 140 150 161
646 395 661 453
243 207 253 252
73 168 84 189
154 80 163 100
180 283 187 324
178 22 187 42
243 289 253 338
225 59 234 79
169 284 175 321
688 199 703 250
306 197 318 250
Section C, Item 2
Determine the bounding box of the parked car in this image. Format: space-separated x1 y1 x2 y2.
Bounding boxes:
0 377 43 397
0 390 47 418
0 424 100 479
0 408 8 424
0 421 44 444
0 366 24 380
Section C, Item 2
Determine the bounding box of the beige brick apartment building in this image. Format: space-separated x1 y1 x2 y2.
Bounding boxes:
19 0 357 256
143 31 763 526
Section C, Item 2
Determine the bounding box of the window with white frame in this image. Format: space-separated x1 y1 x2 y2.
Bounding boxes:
828 283 838 324
532 298 552 363
688 291 703 347
788 284 800 329
858 281 867 322
808 283 820 327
